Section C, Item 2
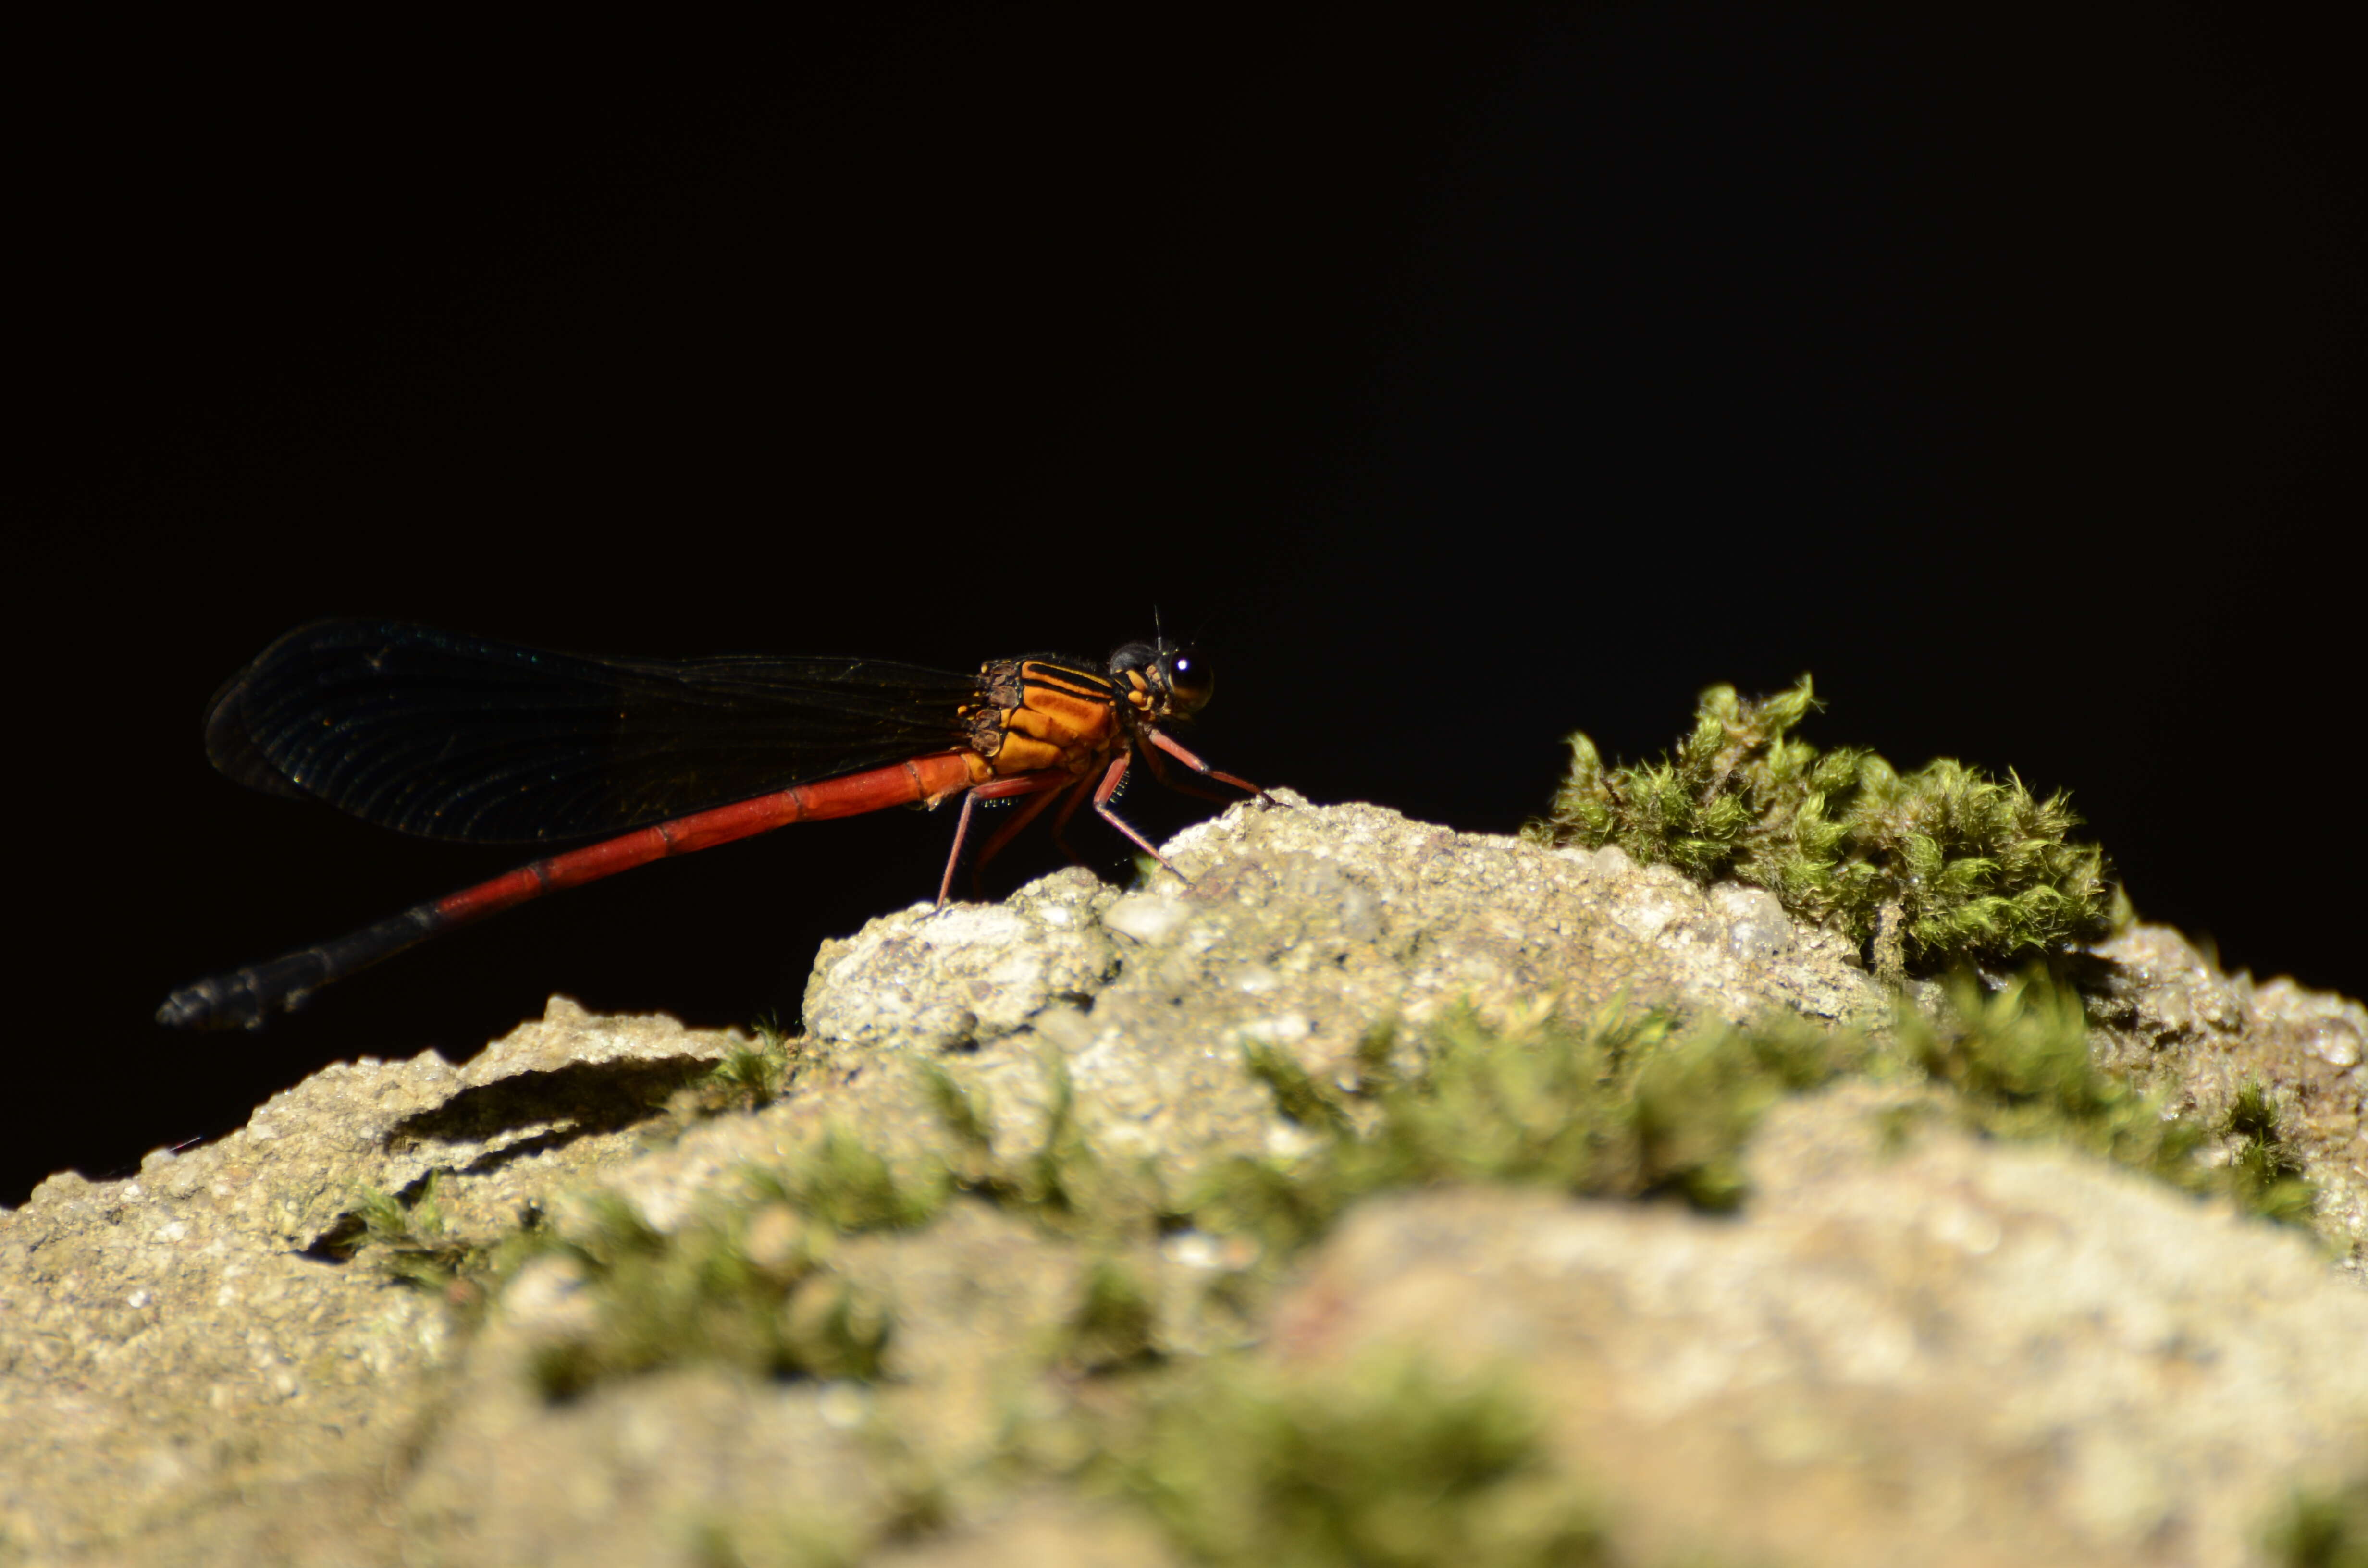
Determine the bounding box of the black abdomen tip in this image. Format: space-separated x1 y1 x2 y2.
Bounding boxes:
155 974 274 1030
155 976 291 1037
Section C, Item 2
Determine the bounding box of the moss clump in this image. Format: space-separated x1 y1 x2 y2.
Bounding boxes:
1196 1005 1855 1254
754 1125 951 1235
348 1174 475 1291
530 1192 891 1400
1063 1256 1163 1373
2269 1473 2368 1568
2220 1079 2319 1226
344 1174 555 1307
1119 1356 1608 1568
1900 974 2318 1227
698 1015 799 1113
523 1122 948 1399
922 1052 1164 1239
650 1017 801 1139
1523 679 2116 980
1903 972 2203 1172
1205 971 2315 1255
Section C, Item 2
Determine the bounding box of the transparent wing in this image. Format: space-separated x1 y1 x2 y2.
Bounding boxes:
204 619 984 842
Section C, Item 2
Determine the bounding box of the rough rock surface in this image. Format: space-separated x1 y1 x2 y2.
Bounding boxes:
2 796 2361 1566
2090 923 2368 1274
1274 1091 2368 1568
0 1002 733 1564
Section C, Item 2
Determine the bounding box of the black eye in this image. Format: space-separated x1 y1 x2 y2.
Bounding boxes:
1164 649 1214 713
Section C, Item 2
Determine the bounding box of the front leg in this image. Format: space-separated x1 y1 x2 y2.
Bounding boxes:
1143 726 1273 804
1139 742 1236 804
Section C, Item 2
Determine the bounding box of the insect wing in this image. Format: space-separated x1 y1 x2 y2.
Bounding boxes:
205 620 985 843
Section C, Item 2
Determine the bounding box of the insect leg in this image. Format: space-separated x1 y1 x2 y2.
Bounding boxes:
1090 751 1188 883
967 776 1076 895
937 772 1072 906
1142 727 1270 803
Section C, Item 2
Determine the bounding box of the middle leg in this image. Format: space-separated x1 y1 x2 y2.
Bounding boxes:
967 774 1086 895
936 771 1072 905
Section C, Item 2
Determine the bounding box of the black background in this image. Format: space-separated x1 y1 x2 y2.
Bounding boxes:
10 9 2357 1204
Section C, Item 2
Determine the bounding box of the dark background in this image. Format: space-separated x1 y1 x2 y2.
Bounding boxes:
10 8 2357 1204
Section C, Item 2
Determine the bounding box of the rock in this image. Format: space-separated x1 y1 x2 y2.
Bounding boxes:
798 792 1887 1181
1 799 2360 1565
868 1499 1182 1568
402 1359 890 1567
0 997 736 1564
2093 923 2368 1275
1269 1086 2368 1568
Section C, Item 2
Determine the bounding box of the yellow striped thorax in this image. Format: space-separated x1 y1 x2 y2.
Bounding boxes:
958 657 1119 782
954 640 1214 785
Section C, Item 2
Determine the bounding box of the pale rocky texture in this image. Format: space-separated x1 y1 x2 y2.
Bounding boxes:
1 796 2361 1566
1271 1090 2368 1568
794 794 1885 1185
2091 923 2368 1275
0 1002 734 1565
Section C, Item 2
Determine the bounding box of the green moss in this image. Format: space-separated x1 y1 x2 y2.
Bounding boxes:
750 1126 951 1235
1064 1255 1162 1373
1242 1040 1357 1137
1200 969 2315 1262
698 1014 798 1113
911 1011 1843 1322
991 1049 1105 1225
1195 1005 1855 1254
530 1192 890 1400
345 1174 555 1304
649 1016 802 1138
347 1176 469 1288
686 1515 860 1568
1627 1013 1840 1210
1903 972 2095 1108
505 966 2316 1408
1899 974 2319 1226
918 1058 998 1153
2270 1474 2368 1568
523 1119 959 1398
1118 1355 1608 1568
920 1053 1164 1239
2222 1079 2319 1226
1523 679 2116 978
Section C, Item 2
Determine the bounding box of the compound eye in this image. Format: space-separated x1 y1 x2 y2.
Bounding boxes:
1163 649 1214 714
